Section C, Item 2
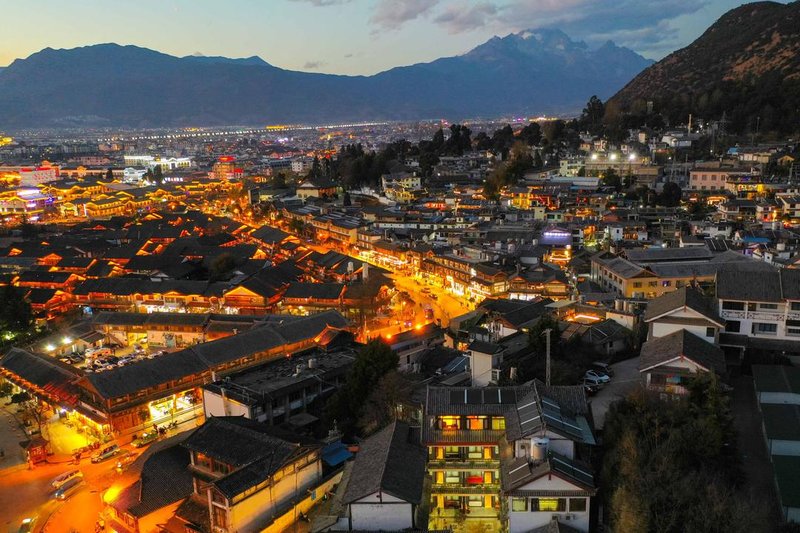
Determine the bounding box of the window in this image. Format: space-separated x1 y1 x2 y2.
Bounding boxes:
194 452 212 470
792 302 800 312
725 321 741 333
787 320 800 337
759 303 778 310
706 327 716 338
722 301 745 311
439 416 461 430
532 498 567 512
467 416 486 430
648 281 657 287
512 498 528 512
753 323 777 335
569 498 587 512
633 282 642 288
491 417 506 430
661 280 671 287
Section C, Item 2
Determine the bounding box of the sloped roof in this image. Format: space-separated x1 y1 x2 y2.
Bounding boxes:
639 329 725 374
183 416 317 499
753 365 800 395
644 286 723 325
342 421 426 505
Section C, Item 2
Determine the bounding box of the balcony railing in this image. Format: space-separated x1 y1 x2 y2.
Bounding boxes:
428 458 500 469
431 482 500 494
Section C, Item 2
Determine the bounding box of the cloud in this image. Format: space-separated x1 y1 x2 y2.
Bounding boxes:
288 0 351 6
370 0 440 31
433 1 498 34
429 0 707 55
303 60 327 69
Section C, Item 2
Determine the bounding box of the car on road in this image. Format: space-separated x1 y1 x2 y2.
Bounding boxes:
584 370 611 384
51 468 83 490
591 362 614 377
18 517 37 533
579 378 602 395
53 477 83 500
91 443 120 463
132 431 158 448
582 374 607 389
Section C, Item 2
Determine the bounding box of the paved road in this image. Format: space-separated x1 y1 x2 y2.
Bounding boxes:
589 357 641 431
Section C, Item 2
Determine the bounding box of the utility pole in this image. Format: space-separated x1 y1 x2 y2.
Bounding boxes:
543 328 552 386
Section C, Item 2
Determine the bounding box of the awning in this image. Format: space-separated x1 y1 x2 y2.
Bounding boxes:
322 442 352 467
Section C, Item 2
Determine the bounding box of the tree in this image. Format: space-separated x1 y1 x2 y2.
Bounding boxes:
0 285 33 332
659 181 683 207
209 253 237 281
152 165 164 185
358 370 410 434
271 172 287 189
602 377 768 533
601 169 622 192
105 168 114 181
326 340 399 435
581 95 605 133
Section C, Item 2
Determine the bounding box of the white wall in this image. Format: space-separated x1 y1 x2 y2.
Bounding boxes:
350 492 414 531
229 459 321 532
651 322 716 343
507 493 590 533
202 390 251 419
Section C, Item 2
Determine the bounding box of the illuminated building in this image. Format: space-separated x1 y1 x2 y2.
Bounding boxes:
424 385 596 532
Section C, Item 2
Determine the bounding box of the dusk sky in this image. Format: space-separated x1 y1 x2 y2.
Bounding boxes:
0 0 783 74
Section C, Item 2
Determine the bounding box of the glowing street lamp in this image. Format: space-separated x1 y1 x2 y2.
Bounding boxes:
609 153 618 161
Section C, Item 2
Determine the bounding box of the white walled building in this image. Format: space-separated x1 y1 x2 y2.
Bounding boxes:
341 421 427 531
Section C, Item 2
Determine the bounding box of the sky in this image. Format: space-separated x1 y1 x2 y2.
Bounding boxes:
0 0 786 75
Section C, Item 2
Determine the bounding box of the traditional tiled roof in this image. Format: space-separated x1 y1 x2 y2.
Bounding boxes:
342 421 426 505
644 286 724 325
639 329 725 375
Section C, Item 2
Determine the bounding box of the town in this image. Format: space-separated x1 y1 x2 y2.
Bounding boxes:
0 101 799 533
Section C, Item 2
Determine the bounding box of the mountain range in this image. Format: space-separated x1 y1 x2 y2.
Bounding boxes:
0 30 652 128
609 1 800 134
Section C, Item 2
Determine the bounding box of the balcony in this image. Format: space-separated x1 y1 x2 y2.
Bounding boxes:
431 482 501 495
428 458 500 469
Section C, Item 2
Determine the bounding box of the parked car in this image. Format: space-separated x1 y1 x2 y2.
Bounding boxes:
132 431 158 448
51 469 83 490
584 370 611 384
91 444 120 463
579 379 602 396
583 374 607 388
52 477 83 500
591 361 614 377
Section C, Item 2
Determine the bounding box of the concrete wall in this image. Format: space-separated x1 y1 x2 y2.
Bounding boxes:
228 458 322 532
350 492 414 531
202 389 251 419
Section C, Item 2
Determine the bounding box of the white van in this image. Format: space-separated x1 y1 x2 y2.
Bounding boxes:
52 476 83 500
51 469 83 490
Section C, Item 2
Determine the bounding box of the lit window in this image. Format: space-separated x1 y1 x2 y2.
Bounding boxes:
532 498 566 512
439 416 461 430
512 498 528 512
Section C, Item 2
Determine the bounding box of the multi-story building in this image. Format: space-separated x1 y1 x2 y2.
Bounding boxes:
424 384 596 532
177 416 334 533
716 268 800 345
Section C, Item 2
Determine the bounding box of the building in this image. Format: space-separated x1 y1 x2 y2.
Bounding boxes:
716 268 800 355
752 365 800 523
177 416 334 533
638 329 726 398
643 286 725 342
424 384 596 532
103 437 193 533
341 421 427 531
201 345 355 427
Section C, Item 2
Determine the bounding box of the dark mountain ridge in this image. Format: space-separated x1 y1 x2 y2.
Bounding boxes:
0 31 652 128
608 1 800 134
